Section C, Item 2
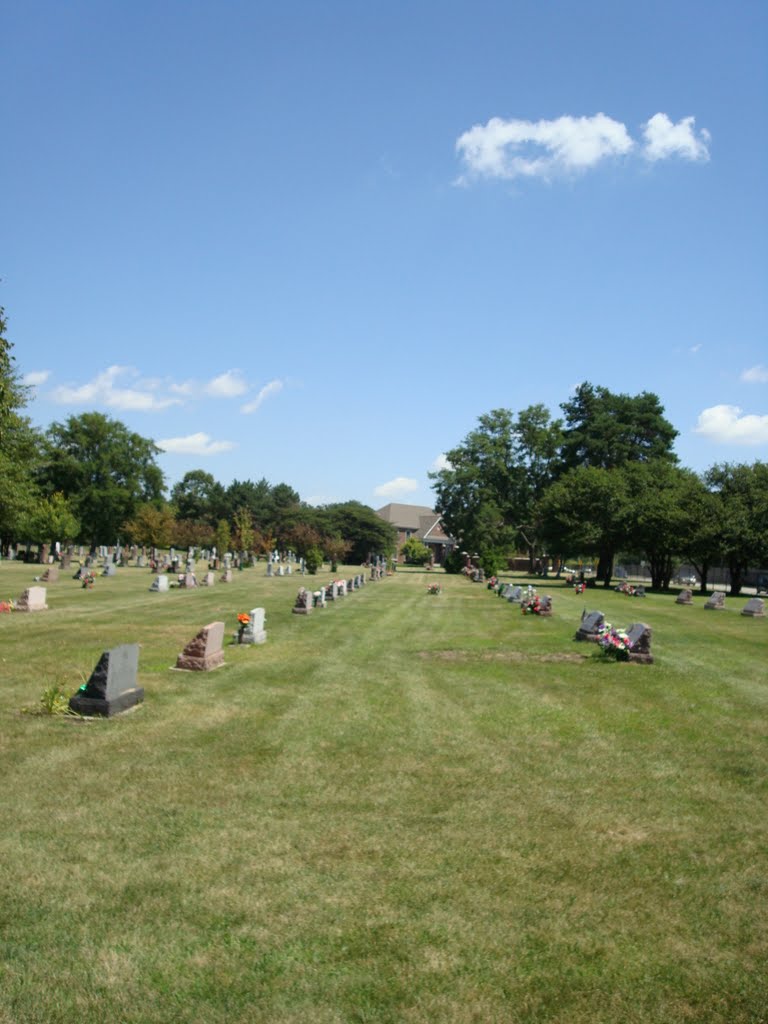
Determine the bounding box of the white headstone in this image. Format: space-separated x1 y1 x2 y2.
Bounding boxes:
149 575 169 592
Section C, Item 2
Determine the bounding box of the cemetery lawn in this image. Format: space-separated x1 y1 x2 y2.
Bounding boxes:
1 563 766 1024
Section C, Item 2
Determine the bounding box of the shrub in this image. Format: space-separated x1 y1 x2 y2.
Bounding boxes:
305 545 323 574
401 537 431 565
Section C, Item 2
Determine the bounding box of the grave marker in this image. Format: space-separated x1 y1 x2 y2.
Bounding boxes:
69 643 144 717
741 598 765 617
15 586 48 612
175 622 225 671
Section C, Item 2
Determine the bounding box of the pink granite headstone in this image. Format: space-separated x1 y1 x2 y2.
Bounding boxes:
15 586 48 612
175 622 225 671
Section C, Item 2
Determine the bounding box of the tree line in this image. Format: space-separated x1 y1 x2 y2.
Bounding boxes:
0 308 396 565
430 384 768 594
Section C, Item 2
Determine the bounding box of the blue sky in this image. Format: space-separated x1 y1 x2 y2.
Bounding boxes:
3 0 766 507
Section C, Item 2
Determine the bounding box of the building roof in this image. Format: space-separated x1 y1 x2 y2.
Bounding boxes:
376 504 455 546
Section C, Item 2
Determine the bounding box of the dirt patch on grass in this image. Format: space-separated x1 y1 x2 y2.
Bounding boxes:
419 650 589 664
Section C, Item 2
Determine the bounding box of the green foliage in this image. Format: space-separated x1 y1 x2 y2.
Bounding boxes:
400 537 431 565
19 491 80 545
0 307 43 544
304 544 323 574
170 470 225 525
442 550 465 574
214 518 231 556
122 502 176 548
232 506 255 552
21 683 73 716
39 412 165 545
316 501 396 563
560 382 678 470
706 462 768 594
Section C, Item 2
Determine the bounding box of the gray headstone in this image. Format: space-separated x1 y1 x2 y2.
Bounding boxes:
102 563 116 577
201 571 215 587
292 587 312 614
149 575 169 592
266 562 273 577
704 592 725 610
239 607 267 644
507 586 523 603
577 606 606 638
676 589 693 605
741 598 765 617
69 643 144 717
626 622 653 663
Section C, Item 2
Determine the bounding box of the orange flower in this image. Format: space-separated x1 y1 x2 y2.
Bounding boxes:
237 613 250 625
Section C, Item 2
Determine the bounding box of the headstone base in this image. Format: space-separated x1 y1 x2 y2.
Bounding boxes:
69 687 145 717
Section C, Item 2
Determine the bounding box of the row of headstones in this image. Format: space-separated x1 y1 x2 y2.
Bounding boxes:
292 574 369 614
493 582 554 615
677 590 765 615
68 614 269 717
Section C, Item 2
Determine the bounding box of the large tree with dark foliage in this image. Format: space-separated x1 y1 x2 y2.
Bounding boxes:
0 307 42 545
706 462 768 595
560 382 678 470
40 412 165 546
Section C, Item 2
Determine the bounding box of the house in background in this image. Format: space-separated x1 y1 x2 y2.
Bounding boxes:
375 503 456 564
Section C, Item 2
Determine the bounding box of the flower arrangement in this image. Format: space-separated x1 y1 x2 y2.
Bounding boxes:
574 581 586 595
616 582 636 596
426 583 441 595
521 587 541 614
81 571 95 590
596 623 634 660
236 612 250 643
0 599 14 613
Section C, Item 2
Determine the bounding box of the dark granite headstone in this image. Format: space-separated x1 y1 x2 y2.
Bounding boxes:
576 609 604 641
69 643 144 717
292 587 312 614
626 622 653 664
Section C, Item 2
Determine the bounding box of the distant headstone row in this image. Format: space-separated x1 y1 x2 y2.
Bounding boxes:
292 574 370 615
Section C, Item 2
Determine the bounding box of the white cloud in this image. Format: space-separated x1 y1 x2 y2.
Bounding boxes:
456 112 634 182
156 432 236 455
431 453 452 472
374 476 419 498
241 379 284 414
205 370 248 398
642 113 710 162
689 344 702 354
741 365 768 383
52 366 182 411
22 370 50 386
693 405 768 444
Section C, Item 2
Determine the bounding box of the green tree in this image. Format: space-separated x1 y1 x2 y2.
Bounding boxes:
430 405 562 568
232 506 255 553
214 518 231 557
315 501 396 563
401 537 431 565
0 306 43 545
170 470 225 525
706 462 768 595
19 492 80 549
539 466 630 587
122 502 176 548
560 382 678 470
39 413 165 546
623 462 704 589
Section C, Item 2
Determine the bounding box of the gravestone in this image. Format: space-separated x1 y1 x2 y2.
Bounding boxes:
15 586 48 612
175 622 225 671
183 573 197 588
286 563 292 575
69 643 144 717
634 585 646 598
500 584 512 599
626 622 653 664
60 553 72 570
704 592 725 610
338 580 347 597
266 561 273 577
676 589 693 605
576 609 605 641
741 598 765 617
359 573 365 587
220 569 232 583
102 563 116 577
201 571 215 587
539 595 553 616
507 586 523 604
278 565 285 577
239 607 267 644
347 578 355 593
149 575 169 592
292 587 312 614
313 588 327 609
41 566 59 583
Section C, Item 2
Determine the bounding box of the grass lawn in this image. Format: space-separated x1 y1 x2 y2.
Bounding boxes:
0 561 766 1024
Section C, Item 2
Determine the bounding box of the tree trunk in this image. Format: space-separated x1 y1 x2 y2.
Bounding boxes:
597 550 614 588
